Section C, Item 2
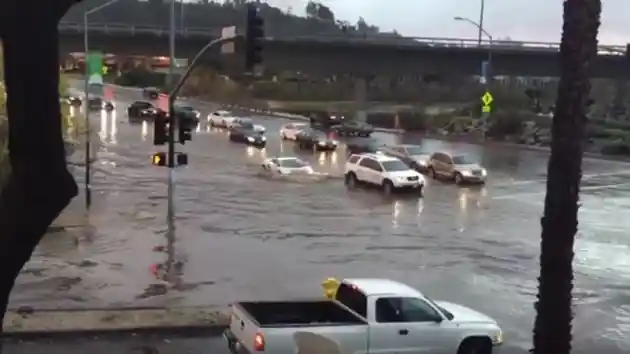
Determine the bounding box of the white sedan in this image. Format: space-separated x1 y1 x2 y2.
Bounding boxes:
208 110 236 128
280 122 308 140
261 157 314 175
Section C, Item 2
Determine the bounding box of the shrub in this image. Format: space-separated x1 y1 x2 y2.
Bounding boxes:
601 141 630 156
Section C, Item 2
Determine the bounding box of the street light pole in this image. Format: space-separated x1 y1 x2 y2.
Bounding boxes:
163 35 235 283
166 0 177 276
83 0 125 210
453 16 492 70
454 16 493 139
477 0 485 45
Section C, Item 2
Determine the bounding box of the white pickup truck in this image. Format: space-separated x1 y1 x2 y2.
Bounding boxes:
224 278 503 354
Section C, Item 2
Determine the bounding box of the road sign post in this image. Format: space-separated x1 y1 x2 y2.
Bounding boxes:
480 91 493 139
83 51 104 211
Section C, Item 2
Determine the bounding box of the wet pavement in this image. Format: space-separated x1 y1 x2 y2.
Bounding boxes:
8 87 630 352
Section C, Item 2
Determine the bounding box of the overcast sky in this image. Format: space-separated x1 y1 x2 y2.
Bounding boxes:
263 0 628 44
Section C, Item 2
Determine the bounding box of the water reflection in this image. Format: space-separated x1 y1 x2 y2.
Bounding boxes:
98 110 117 144
109 111 117 144
141 120 148 141
99 110 108 143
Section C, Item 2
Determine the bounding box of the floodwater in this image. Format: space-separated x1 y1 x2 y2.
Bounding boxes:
9 91 630 352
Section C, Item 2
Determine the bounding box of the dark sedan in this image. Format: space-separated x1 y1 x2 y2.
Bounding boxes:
87 97 114 111
345 138 384 155
143 87 160 100
172 104 201 125
228 128 266 148
330 120 373 137
127 101 158 120
295 129 338 151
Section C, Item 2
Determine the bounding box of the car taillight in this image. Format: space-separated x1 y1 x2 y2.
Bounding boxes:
254 332 265 351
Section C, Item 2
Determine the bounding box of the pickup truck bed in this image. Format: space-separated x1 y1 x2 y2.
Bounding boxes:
239 300 366 326
227 300 368 353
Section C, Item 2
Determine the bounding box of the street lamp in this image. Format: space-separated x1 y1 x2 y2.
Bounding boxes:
453 16 493 69
83 0 125 210
477 0 485 45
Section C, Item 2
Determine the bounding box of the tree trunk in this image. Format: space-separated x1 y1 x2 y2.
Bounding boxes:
0 1 80 349
532 1 601 354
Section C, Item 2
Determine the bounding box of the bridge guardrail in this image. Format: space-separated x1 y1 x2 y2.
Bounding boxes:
58 22 626 55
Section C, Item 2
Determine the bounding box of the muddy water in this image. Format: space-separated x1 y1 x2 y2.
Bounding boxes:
10 95 630 352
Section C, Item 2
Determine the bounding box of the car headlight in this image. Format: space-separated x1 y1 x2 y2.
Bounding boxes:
331 140 338 145
461 170 472 176
416 160 427 166
247 137 254 142
481 168 487 176
261 136 266 141
396 176 407 182
195 112 200 118
318 141 325 146
492 330 503 344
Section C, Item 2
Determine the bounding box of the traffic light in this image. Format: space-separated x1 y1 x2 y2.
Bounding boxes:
178 120 193 144
245 3 264 71
176 153 188 166
151 152 187 167
153 110 169 145
151 152 166 166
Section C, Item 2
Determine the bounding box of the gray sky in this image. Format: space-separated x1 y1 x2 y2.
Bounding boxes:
264 0 628 44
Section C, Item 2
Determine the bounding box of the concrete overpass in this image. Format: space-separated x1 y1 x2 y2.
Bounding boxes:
58 22 630 79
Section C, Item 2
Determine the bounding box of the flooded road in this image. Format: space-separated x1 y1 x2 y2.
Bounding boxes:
9 89 630 352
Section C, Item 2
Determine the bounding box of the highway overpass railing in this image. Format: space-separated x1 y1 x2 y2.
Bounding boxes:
58 22 626 55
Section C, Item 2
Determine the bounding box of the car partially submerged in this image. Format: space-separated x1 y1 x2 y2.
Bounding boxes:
261 157 314 175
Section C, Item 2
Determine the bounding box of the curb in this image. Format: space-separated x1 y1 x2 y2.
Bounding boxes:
2 307 230 340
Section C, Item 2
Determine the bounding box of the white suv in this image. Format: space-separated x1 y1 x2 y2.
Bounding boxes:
344 153 424 195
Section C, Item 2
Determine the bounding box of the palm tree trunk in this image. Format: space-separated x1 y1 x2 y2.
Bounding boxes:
532 1 601 354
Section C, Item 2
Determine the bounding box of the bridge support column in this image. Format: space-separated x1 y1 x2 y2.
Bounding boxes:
353 76 368 121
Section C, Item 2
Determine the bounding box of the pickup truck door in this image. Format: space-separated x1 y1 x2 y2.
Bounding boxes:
370 296 452 354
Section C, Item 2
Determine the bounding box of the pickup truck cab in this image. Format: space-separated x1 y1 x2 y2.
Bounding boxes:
224 278 503 354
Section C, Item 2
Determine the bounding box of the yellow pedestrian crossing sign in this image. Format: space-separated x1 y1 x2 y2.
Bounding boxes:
481 91 493 113
481 92 493 106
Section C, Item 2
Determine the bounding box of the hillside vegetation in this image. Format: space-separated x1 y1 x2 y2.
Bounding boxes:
63 0 395 39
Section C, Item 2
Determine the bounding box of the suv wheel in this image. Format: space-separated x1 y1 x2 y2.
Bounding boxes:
382 180 394 195
345 172 357 188
454 172 464 185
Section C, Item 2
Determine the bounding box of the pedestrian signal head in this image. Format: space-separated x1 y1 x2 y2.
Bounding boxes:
152 152 166 166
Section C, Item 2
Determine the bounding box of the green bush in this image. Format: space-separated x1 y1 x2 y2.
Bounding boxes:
601 141 630 155
591 118 630 131
115 69 167 88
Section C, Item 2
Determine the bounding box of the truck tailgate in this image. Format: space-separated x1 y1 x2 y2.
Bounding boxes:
229 305 369 353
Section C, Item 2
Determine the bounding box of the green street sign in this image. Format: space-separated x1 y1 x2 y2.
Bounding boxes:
87 52 104 85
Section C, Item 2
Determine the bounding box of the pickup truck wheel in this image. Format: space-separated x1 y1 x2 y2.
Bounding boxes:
457 337 492 354
382 180 394 195
345 172 357 188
